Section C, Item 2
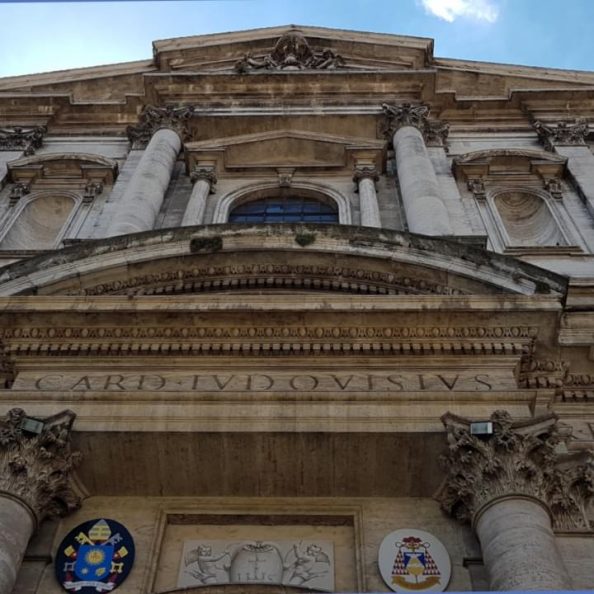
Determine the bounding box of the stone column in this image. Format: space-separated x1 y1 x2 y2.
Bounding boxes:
107 105 193 237
382 103 453 236
181 166 217 227
353 167 381 228
533 119 594 217
437 410 594 591
0 408 81 594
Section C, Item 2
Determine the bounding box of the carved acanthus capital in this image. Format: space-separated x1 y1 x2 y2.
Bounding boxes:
0 408 82 525
353 167 379 190
381 103 449 148
436 410 594 531
0 126 46 156
127 105 195 148
190 166 217 192
533 119 589 151
235 30 345 73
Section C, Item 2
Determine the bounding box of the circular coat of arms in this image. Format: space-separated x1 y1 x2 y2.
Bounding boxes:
55 518 135 593
378 529 451 592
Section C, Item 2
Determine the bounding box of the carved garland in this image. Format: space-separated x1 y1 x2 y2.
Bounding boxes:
0 408 81 524
437 410 594 531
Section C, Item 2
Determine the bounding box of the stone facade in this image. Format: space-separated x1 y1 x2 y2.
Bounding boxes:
0 25 593 593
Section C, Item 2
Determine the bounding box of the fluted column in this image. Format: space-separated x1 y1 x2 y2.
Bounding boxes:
107 105 193 237
353 167 381 227
0 408 81 594
382 103 452 235
181 166 217 227
437 410 594 591
533 119 594 217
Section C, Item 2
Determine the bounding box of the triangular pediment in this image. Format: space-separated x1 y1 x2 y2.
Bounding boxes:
185 130 385 172
152 25 434 73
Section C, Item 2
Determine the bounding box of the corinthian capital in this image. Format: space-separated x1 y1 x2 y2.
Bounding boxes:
436 410 594 531
0 408 82 525
381 102 449 148
0 125 46 156
533 119 589 151
127 104 195 148
190 166 217 190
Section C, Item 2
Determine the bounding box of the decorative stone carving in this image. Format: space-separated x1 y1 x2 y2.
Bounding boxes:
0 126 46 156
533 119 589 151
277 167 295 188
381 103 449 147
544 178 564 199
353 167 379 189
0 408 81 523
518 357 568 389
178 540 334 591
127 105 195 148
466 178 486 200
235 30 345 73
8 182 30 206
436 410 594 531
191 166 217 191
83 181 103 203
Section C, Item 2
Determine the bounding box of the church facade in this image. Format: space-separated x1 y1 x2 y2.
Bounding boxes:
0 25 593 593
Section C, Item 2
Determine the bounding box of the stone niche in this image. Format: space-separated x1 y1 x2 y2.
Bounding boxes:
151 511 359 593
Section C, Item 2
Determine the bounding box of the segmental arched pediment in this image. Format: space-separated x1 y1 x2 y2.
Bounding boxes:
0 224 566 297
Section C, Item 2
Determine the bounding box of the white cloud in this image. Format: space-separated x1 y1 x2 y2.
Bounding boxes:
420 0 499 23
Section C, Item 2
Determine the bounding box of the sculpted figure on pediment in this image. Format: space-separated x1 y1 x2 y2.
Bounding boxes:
235 30 345 73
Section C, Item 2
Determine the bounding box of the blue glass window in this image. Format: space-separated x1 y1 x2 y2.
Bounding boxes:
229 197 338 224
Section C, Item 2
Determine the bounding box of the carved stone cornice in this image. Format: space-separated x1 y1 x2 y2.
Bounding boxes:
381 103 449 148
518 357 568 389
0 323 535 359
235 30 345 73
190 166 217 191
436 410 594 531
533 119 589 152
0 126 46 156
0 408 81 525
127 105 195 148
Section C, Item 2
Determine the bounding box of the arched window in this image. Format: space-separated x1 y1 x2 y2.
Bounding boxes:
494 191 567 247
0 194 76 250
229 196 338 224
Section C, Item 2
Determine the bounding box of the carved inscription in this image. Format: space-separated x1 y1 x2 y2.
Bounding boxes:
16 371 504 392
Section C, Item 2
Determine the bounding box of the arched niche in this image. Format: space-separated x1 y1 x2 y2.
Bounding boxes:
0 192 78 250
213 183 352 225
494 190 567 247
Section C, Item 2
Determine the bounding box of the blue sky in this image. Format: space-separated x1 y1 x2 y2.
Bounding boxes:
0 0 593 77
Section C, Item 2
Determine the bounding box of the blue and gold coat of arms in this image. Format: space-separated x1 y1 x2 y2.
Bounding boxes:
55 518 135 593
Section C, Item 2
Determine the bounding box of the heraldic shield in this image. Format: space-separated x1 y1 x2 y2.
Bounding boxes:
378 529 451 593
55 518 135 593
